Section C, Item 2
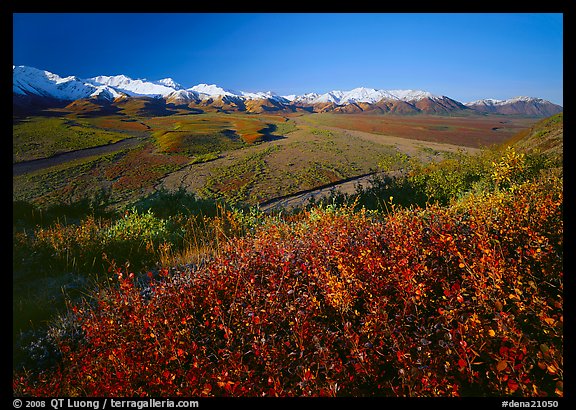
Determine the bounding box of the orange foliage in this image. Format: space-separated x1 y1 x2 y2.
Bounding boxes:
14 175 562 397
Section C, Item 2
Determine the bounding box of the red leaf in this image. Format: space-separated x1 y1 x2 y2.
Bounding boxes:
507 378 519 392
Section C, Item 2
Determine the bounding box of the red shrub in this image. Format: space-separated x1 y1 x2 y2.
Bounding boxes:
14 175 563 397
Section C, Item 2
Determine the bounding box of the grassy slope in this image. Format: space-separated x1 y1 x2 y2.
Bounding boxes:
13 110 537 211
160 115 485 206
302 113 538 148
13 117 128 163
13 114 564 397
13 112 295 208
505 113 563 159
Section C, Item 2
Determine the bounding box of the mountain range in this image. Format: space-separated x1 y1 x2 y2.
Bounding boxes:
13 65 563 117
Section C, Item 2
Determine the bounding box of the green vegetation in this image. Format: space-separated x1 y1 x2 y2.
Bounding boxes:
12 110 563 397
272 119 298 135
189 152 220 164
13 150 127 206
13 111 482 212
310 127 334 137
200 145 279 204
505 113 563 159
12 144 193 208
154 129 244 155
320 146 561 212
14 146 562 397
13 117 127 163
13 112 298 210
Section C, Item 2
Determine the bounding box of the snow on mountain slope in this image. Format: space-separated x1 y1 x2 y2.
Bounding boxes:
287 87 440 105
313 90 346 104
13 65 123 101
88 75 182 97
189 83 239 98
12 65 444 106
165 89 201 104
339 87 393 104
465 96 553 107
465 97 563 116
388 89 440 101
240 90 289 103
288 93 321 104
464 98 501 107
155 78 182 89
13 65 562 117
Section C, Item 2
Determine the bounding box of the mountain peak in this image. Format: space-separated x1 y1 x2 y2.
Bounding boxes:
155 78 182 90
13 65 123 101
387 89 440 101
189 83 239 97
465 96 562 116
287 87 440 105
88 74 179 97
13 65 562 117
465 96 550 106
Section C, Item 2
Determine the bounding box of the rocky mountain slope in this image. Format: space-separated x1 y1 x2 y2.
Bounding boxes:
13 65 562 117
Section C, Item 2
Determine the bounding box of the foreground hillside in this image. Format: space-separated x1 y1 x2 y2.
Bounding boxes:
13 113 563 397
14 155 563 397
505 113 563 159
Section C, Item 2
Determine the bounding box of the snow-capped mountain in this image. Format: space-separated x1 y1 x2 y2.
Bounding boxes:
285 92 321 104
165 89 201 105
466 96 544 106
465 97 563 117
11 66 444 106
13 66 563 117
387 89 439 102
240 91 289 103
155 78 183 89
287 88 441 105
341 87 386 103
87 74 184 98
13 65 124 102
189 83 239 98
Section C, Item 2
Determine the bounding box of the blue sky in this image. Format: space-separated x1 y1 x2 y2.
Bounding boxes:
13 13 563 105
